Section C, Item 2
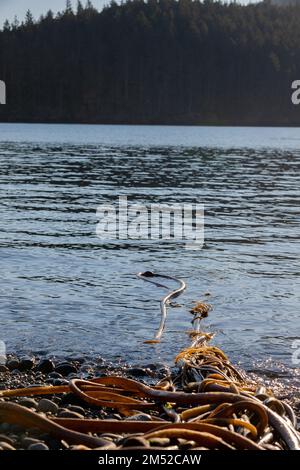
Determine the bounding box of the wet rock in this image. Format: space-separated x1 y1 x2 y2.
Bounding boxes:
145 362 170 376
127 367 147 377
6 359 19 371
47 372 63 379
53 396 62 404
126 413 153 421
46 377 69 386
69 357 86 364
18 398 38 409
45 378 54 385
0 435 15 446
80 362 96 373
60 392 85 406
33 371 44 379
149 437 171 446
0 365 8 373
158 366 170 375
0 441 16 450
28 442 49 451
45 439 66 450
37 399 59 415
18 356 35 372
67 373 81 380
121 436 150 448
145 363 158 371
22 437 43 448
36 359 54 374
66 405 85 415
179 440 197 449
55 363 77 376
58 409 84 419
53 379 69 386
47 438 69 450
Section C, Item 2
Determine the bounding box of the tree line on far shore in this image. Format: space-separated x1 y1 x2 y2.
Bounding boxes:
0 0 300 125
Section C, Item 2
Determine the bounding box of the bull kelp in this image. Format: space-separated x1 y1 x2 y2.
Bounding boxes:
0 273 299 451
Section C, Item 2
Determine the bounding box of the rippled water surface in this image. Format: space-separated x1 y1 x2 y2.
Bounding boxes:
0 124 299 385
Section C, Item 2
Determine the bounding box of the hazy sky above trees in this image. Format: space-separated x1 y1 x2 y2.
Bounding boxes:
0 0 252 23
0 0 106 22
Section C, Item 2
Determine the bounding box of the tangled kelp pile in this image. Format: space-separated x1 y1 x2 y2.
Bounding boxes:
0 275 299 451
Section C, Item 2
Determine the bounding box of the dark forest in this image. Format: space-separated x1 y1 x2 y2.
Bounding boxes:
1 0 300 125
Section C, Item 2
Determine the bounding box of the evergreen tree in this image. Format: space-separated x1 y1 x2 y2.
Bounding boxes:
65 0 74 15
45 10 54 21
11 16 20 30
25 10 34 26
77 1 84 15
85 0 97 13
3 20 10 31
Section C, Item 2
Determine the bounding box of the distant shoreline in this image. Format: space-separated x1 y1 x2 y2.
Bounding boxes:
2 2 300 134
1 119 300 128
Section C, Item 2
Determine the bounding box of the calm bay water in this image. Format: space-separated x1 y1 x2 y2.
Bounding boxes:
0 124 299 385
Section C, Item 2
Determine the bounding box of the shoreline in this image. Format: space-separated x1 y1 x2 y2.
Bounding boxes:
0 351 299 451
0 354 170 451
